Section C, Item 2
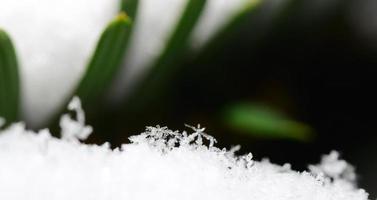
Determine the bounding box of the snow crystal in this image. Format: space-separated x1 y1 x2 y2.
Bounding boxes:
0 0 119 126
0 101 370 199
309 151 357 184
59 96 92 141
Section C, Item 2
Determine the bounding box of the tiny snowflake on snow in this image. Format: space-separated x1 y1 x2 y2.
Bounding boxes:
129 124 218 153
59 96 93 141
309 150 356 184
129 125 181 152
184 124 217 147
243 153 254 169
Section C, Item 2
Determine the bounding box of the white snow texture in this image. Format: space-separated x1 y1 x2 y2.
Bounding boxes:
0 100 370 200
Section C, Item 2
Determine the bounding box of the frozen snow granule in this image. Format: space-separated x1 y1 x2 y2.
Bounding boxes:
59 96 92 141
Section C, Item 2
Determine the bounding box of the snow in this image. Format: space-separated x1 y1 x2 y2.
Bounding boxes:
0 98 370 200
309 151 357 184
0 0 119 126
59 96 92 141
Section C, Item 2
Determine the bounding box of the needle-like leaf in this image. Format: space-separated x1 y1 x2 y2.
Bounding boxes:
127 0 207 110
75 13 132 107
197 0 261 56
121 0 139 19
0 29 20 125
223 103 314 141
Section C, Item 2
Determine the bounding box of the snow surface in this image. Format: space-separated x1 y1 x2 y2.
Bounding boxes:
0 99 370 200
0 0 119 126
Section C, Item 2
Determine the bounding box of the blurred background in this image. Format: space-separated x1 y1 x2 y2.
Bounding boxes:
89 0 377 196
1 0 376 197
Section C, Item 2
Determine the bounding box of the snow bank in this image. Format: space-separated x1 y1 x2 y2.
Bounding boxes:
0 99 369 200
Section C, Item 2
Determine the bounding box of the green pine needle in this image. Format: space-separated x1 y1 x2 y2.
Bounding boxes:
223 103 314 142
0 29 20 125
75 12 132 107
121 0 139 19
126 0 207 110
197 0 261 57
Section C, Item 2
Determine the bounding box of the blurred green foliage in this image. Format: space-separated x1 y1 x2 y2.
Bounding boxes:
75 13 132 108
0 0 315 143
0 29 19 125
223 103 313 141
124 0 207 112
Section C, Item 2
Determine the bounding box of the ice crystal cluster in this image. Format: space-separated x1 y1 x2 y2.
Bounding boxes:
0 99 370 200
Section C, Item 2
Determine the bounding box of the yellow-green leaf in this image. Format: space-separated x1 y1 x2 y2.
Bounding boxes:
121 0 139 19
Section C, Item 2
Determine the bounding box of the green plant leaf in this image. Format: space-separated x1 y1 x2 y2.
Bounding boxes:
126 0 207 110
121 0 139 19
223 103 314 141
153 0 207 70
75 13 132 106
196 0 261 56
0 29 20 124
